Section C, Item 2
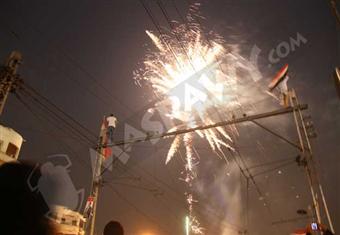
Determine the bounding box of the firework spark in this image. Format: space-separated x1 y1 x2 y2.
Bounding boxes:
135 15 253 234
136 27 237 159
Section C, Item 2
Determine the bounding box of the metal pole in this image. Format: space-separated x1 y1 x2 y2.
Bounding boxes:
104 104 308 148
289 89 322 225
319 184 335 233
294 91 335 233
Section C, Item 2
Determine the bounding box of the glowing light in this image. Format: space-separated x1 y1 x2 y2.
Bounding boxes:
185 216 190 235
135 9 256 234
136 27 240 164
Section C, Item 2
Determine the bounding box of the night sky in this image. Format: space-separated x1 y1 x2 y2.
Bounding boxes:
0 1 339 235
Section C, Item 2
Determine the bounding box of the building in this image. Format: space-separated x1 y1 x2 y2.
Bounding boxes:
0 124 23 165
49 205 86 235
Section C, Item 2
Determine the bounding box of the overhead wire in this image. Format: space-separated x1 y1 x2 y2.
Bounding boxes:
247 155 297 170
56 49 136 115
106 181 160 194
22 61 119 119
22 83 98 139
156 0 196 70
139 0 182 68
17 86 97 146
103 139 244 232
233 138 275 213
15 92 92 170
3 6 135 118
252 160 296 178
16 88 92 146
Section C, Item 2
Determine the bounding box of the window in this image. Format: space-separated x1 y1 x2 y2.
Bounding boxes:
50 213 58 220
72 220 77 226
6 142 18 158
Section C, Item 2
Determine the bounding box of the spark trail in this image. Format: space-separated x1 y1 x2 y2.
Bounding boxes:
135 9 258 234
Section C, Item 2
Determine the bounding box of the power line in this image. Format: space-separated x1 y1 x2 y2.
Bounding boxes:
17 87 96 146
105 140 184 198
109 164 243 233
17 88 92 146
102 141 243 232
56 49 136 115
15 92 92 170
172 0 264 92
252 160 296 178
26 62 117 114
106 181 161 195
2 7 134 118
22 83 98 139
139 0 182 68
247 156 297 170
156 0 196 70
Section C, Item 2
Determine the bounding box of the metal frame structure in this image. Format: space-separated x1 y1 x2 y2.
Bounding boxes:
88 90 335 235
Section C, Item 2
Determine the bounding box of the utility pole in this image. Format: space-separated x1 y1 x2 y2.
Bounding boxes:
0 51 22 115
86 117 107 235
289 89 335 234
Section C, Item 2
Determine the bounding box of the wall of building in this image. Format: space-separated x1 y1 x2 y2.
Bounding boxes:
0 124 23 164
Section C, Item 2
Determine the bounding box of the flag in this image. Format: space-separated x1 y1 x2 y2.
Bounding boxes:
268 64 289 91
84 196 94 218
268 64 290 107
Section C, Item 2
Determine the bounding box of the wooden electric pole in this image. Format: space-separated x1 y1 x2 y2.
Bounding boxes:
87 117 107 235
0 51 22 115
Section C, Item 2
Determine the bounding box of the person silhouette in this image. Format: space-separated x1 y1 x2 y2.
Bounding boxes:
0 161 55 235
103 220 124 235
106 114 118 143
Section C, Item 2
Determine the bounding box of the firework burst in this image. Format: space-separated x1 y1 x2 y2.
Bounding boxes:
135 16 253 234
136 26 238 159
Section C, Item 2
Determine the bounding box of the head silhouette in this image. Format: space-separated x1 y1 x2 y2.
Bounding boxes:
103 221 124 235
0 162 55 235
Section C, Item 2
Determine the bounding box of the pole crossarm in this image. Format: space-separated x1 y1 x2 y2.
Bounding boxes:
102 104 308 148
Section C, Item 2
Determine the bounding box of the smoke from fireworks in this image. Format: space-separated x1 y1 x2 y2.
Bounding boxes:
135 9 259 234
136 27 238 160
